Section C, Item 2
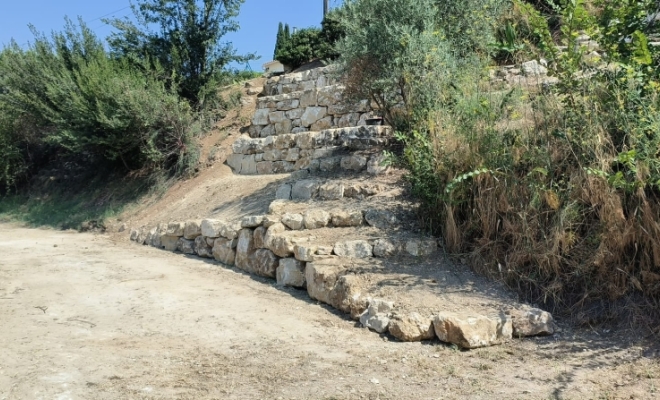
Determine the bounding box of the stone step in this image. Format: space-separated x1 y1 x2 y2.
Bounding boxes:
227 126 392 175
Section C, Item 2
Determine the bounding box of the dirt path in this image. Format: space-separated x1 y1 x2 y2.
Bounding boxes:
0 224 658 400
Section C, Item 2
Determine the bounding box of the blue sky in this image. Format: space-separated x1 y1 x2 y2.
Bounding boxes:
0 0 343 71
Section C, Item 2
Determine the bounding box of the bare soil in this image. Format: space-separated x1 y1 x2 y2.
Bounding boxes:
1 224 659 400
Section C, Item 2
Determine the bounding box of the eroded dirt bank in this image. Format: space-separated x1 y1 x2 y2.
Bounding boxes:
0 224 657 400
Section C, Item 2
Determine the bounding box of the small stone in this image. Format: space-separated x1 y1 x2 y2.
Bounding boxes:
508 307 555 337
359 299 394 333
303 209 331 230
282 213 304 230
405 238 437 257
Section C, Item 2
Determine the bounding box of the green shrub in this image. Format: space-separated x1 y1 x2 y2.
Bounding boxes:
0 18 200 181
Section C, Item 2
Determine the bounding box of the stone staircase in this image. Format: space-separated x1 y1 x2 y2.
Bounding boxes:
129 66 556 349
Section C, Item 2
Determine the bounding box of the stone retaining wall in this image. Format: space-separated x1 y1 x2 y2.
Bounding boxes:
228 126 391 175
248 66 375 138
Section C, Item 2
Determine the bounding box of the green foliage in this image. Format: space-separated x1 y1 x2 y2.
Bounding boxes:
337 0 457 127
0 18 201 185
275 9 345 70
434 0 508 56
105 0 257 106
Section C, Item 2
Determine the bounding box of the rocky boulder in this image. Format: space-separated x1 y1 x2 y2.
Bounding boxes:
433 312 512 349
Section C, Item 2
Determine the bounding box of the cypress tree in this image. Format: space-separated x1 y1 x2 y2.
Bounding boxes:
274 22 284 59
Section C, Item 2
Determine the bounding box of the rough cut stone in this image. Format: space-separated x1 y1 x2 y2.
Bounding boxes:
276 99 299 111
161 235 180 251
275 184 292 200
373 239 398 257
405 238 437 257
262 215 281 228
166 222 186 237
311 116 333 131
282 213 304 230
256 161 273 174
301 107 327 127
319 183 344 200
194 236 213 258
294 244 317 262
508 307 555 337
201 219 226 238
276 258 306 287
220 223 241 240
333 240 373 258
367 154 389 175
240 155 258 175
286 108 304 119
235 228 255 270
364 209 398 229
291 180 320 200
269 111 287 123
274 119 293 135
248 248 279 278
359 299 394 333
433 312 513 349
522 60 548 76
268 234 296 258
264 222 286 248
299 90 318 108
253 226 267 249
268 200 289 215
316 246 334 256
303 209 331 230
331 210 363 227
252 108 270 125
177 238 196 254
212 238 236 266
305 261 362 314
388 313 435 342
136 229 148 245
317 85 343 106
183 220 202 240
241 215 265 228
341 155 368 171
130 229 139 241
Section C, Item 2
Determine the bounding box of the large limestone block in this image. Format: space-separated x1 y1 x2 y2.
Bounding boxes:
241 215 265 228
276 99 299 111
274 119 293 135
301 107 327 127
276 258 306 287
273 133 296 150
220 222 241 240
299 90 318 108
252 108 270 125
232 135 264 155
151 224 167 248
177 238 196 255
311 116 333 131
282 213 304 230
405 238 437 257
433 312 513 349
212 237 237 266
183 220 202 240
205 220 227 240
388 313 435 341
291 180 320 200
166 222 186 237
317 85 343 106
340 155 368 171
331 210 363 227
333 240 373 258
373 239 398 257
275 184 292 200
293 245 317 262
263 222 287 249
319 183 344 200
253 226 267 249
305 261 362 314
286 108 304 120
240 155 258 175
248 248 280 278
235 228 255 270
194 236 213 258
161 235 180 251
303 209 331 230
364 209 398 229
267 233 296 258
508 307 555 337
269 111 287 124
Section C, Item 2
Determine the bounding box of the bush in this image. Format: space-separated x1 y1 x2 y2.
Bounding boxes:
0 18 201 185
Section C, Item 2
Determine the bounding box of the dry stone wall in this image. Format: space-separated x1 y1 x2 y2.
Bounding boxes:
227 125 391 175
248 66 375 139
